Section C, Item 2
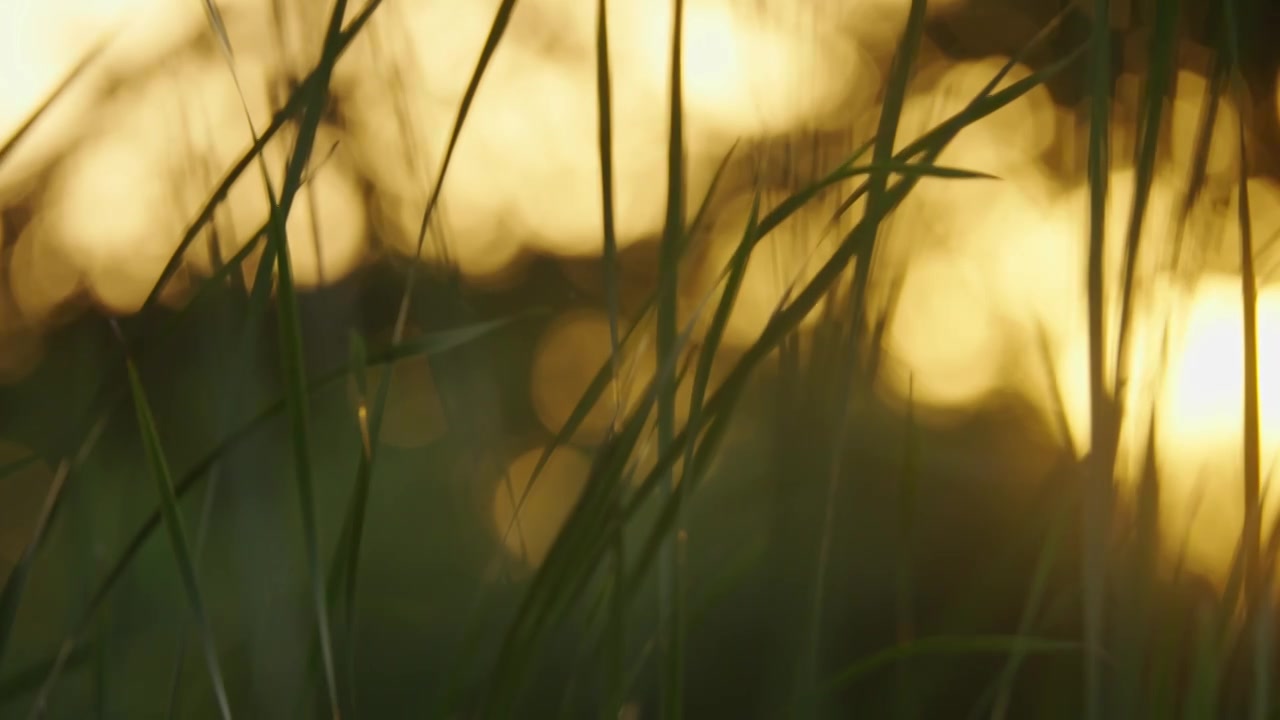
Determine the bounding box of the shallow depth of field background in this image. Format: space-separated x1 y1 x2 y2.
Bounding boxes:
2 0 1280 717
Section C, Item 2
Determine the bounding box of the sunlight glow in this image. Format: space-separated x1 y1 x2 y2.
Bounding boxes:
880 249 1003 409
1151 277 1280 586
4 0 1280 592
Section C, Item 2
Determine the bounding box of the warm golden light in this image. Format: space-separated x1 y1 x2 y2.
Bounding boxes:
1149 277 1280 587
878 249 1004 410
530 309 659 447
4 0 1280 594
492 445 592 568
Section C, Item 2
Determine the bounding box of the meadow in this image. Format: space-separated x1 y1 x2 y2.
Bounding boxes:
1 0 1279 717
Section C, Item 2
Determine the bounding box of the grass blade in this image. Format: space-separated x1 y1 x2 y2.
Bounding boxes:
124 358 232 720
1082 0 1115 716
0 38 110 168
1223 1 1267 713
848 0 927 340
595 0 623 431
655 1 687 716
1111 0 1180 434
593 2 629 714
258 2 357 715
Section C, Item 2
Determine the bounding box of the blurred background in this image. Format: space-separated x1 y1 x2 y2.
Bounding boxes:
2 0 1280 717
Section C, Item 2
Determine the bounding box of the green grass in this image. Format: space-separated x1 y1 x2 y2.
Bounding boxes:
1 0 1279 718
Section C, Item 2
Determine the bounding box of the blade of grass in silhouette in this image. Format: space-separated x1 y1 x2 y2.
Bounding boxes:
1221 2 1268 714
1223 11 1264 712
197 0 284 260
655 1 687 715
326 329 374 718
595 0 623 430
679 190 760 501
1170 53 1229 270
1111 0 1179 440
1237 127 1268 720
1035 320 1081 456
1082 0 1115 716
1107 4 1180 714
848 0 926 346
123 357 232 720
0 38 111 169
261 1 355 714
165 457 228 718
595 5 628 712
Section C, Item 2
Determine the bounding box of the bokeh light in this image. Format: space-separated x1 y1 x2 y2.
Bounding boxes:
878 248 1004 410
492 445 592 569
3 0 1280 594
530 308 662 447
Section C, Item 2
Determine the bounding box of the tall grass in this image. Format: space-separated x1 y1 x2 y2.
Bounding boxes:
0 0 1278 718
